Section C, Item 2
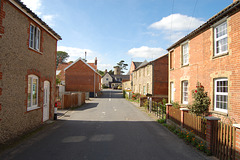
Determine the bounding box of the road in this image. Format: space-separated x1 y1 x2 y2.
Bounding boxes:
0 89 213 160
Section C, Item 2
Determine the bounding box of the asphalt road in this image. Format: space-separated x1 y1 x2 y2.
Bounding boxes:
0 89 213 160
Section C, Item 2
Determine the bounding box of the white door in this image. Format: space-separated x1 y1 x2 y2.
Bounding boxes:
43 81 50 122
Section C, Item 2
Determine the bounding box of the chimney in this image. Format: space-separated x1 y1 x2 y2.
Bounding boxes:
233 0 237 2
94 57 97 70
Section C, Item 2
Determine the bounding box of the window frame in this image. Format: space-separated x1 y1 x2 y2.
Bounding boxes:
214 21 228 56
29 24 41 51
182 42 189 66
27 75 39 111
170 82 174 102
214 78 228 113
182 81 188 104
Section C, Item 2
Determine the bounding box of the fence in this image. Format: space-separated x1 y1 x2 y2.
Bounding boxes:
183 112 206 140
61 92 85 109
166 104 240 160
212 122 236 160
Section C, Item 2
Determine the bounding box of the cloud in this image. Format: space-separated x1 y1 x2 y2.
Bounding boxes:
149 13 204 31
57 46 94 62
127 46 166 59
21 0 42 15
21 0 56 26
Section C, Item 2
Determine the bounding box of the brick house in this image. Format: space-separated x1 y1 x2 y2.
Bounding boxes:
64 58 101 97
0 0 61 143
167 0 240 123
132 54 168 97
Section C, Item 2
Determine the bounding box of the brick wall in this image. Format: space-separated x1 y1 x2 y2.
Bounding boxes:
65 60 101 93
169 11 240 124
153 54 168 97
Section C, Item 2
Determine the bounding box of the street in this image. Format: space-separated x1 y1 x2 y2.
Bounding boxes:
0 89 212 160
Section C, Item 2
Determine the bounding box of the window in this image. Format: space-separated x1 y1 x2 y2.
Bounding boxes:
170 51 174 69
143 86 146 95
182 43 189 66
170 82 174 102
27 75 39 110
214 21 228 56
29 24 41 51
182 81 188 104
214 78 228 113
106 78 108 81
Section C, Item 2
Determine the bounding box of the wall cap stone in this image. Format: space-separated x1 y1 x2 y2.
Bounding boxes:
180 108 189 111
233 124 240 129
166 103 172 106
205 116 221 121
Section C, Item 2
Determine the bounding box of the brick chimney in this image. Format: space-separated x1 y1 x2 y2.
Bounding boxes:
94 57 97 69
233 0 237 2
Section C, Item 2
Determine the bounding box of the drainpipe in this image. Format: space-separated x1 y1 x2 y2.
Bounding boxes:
94 72 96 97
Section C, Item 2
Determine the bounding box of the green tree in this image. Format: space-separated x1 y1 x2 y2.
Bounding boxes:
116 60 128 74
97 69 105 77
189 82 211 116
108 70 114 75
56 51 69 67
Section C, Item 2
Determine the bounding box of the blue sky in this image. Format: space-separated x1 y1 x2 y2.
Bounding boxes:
21 0 233 73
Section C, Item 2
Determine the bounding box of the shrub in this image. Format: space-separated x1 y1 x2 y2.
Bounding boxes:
188 82 211 116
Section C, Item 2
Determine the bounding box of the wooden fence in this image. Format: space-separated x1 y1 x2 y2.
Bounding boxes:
169 107 181 126
212 122 236 160
183 112 206 140
62 92 85 109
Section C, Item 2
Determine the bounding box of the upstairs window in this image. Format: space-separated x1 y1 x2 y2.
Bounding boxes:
214 21 228 56
29 24 41 51
170 51 174 69
182 43 189 66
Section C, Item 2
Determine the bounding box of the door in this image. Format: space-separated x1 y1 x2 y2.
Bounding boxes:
43 81 50 122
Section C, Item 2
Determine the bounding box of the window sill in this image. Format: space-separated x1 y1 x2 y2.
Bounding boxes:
210 110 228 116
212 52 229 59
181 64 189 68
27 106 41 112
29 47 43 55
170 68 174 71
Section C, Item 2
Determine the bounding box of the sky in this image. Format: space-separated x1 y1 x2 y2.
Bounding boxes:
21 0 233 73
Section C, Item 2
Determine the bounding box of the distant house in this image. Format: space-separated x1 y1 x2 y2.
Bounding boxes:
0 0 61 143
56 62 72 85
129 61 142 90
102 66 130 88
132 54 168 97
167 0 240 123
64 58 101 97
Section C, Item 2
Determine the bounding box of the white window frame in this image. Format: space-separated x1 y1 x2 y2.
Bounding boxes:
182 43 189 66
182 81 188 104
27 75 39 111
214 78 228 113
214 21 228 56
29 24 41 51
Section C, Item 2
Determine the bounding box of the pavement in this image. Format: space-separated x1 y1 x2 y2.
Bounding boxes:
0 89 216 160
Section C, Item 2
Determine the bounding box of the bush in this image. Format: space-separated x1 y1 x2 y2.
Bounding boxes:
123 90 126 98
188 82 211 116
102 84 108 89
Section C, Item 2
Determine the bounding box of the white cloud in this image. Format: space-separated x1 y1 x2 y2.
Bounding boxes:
149 13 204 31
21 0 42 15
57 46 94 62
127 46 166 59
21 0 56 26
42 15 56 27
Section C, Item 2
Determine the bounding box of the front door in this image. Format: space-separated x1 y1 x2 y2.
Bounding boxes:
43 81 50 122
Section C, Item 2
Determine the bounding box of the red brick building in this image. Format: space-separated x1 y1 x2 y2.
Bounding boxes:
167 0 240 123
64 58 101 97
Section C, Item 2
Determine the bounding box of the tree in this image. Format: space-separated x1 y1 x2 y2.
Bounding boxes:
97 69 105 77
188 82 211 116
108 70 114 75
56 51 69 67
116 60 128 74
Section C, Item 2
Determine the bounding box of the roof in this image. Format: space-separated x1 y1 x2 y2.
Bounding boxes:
167 0 240 51
56 62 72 81
133 53 168 71
136 60 148 70
10 0 61 40
133 62 142 69
64 57 102 77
